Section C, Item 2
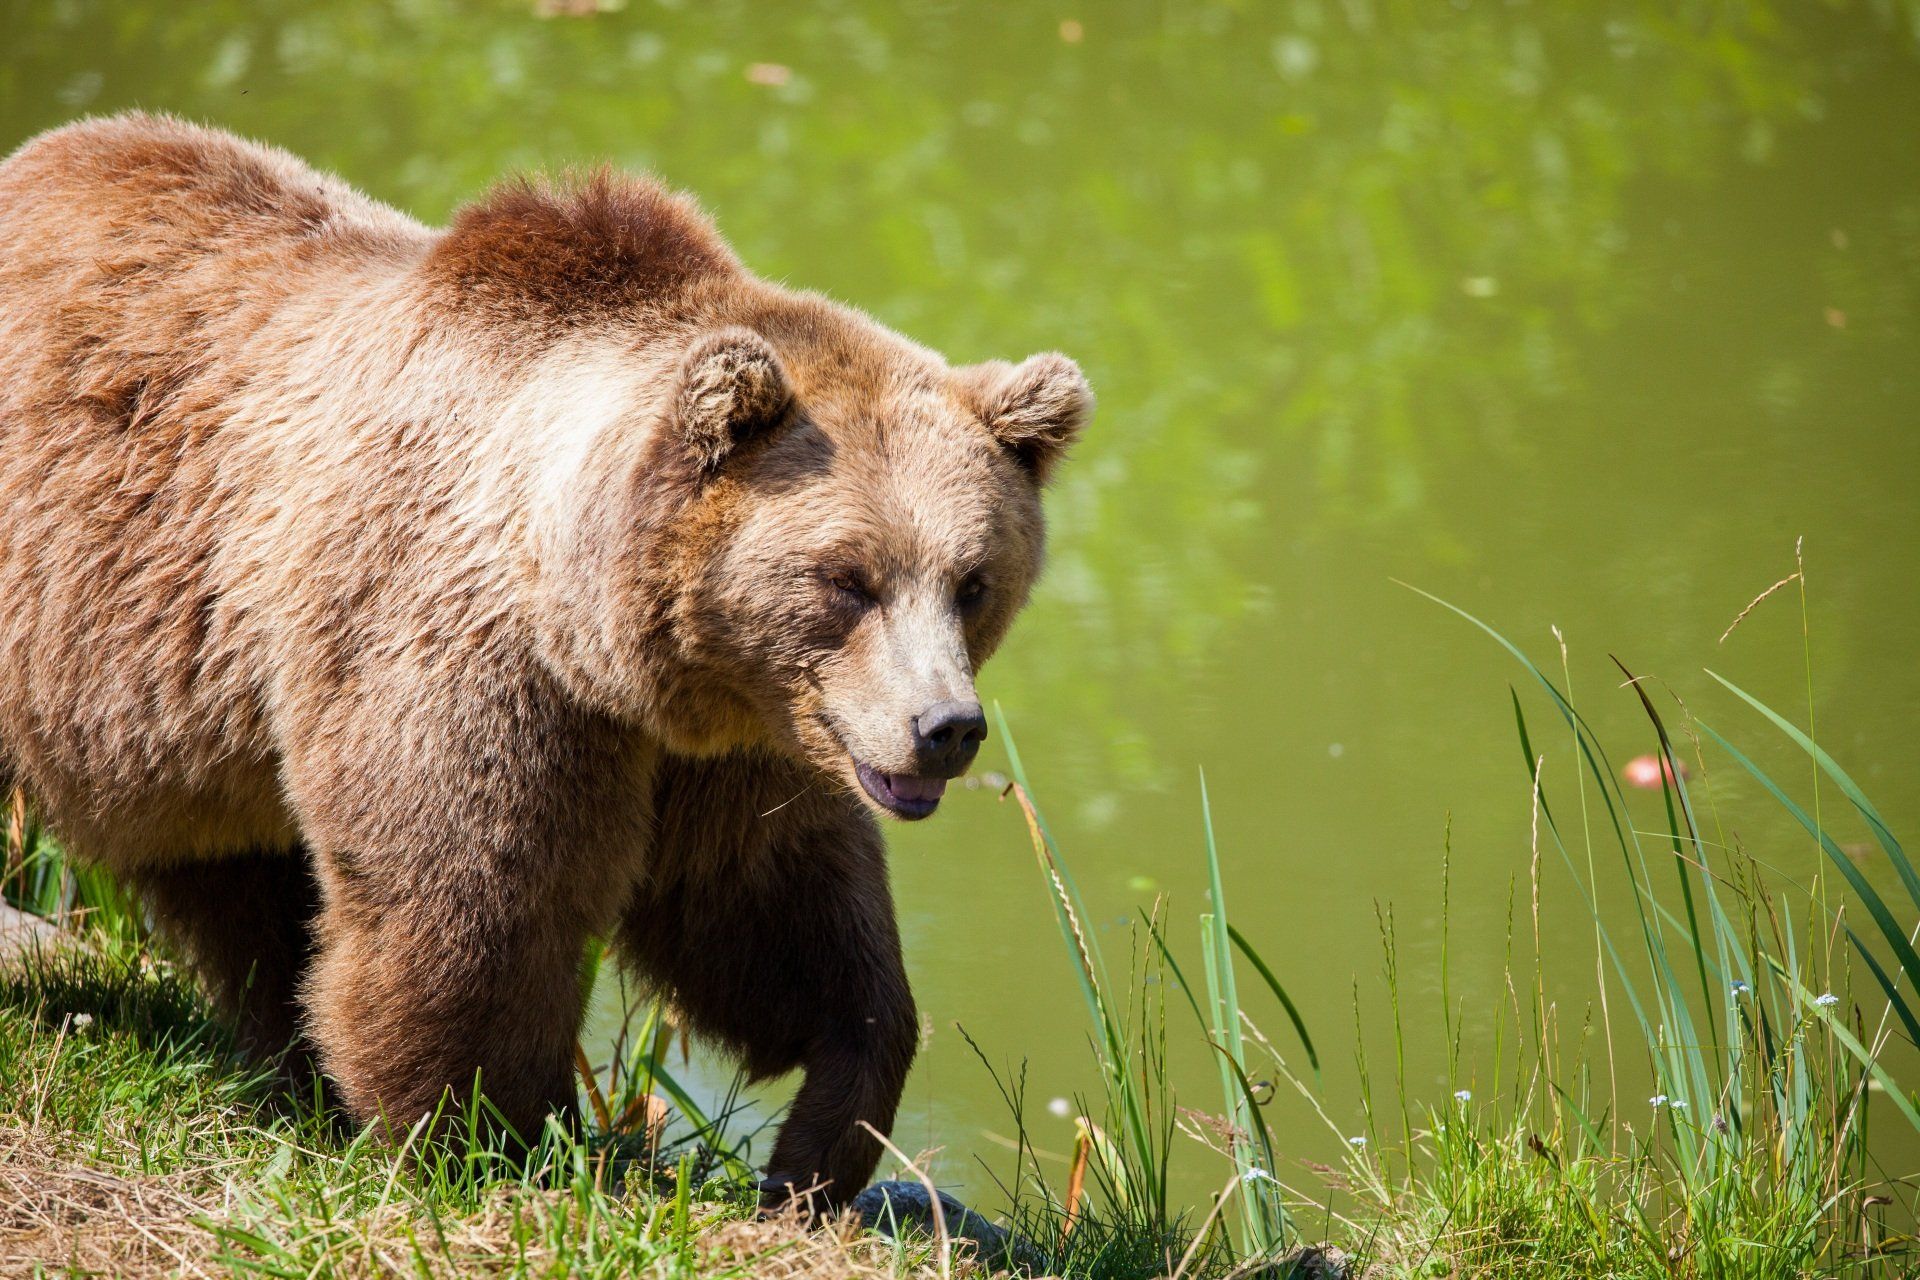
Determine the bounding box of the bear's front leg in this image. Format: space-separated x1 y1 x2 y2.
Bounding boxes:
282 662 651 1152
620 752 919 1212
304 882 589 1147
759 987 919 1212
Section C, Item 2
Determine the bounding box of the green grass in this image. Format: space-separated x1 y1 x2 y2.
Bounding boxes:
975 571 1917 1278
0 935 948 1278
5 561 1917 1277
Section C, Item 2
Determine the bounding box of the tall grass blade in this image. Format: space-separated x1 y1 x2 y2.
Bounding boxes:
1226 924 1319 1081
1399 582 1642 874
1197 773 1288 1255
1769 959 1920 1134
1697 720 1920 999
1509 684 1556 830
996 706 1170 1232
1615 657 1739 1109
994 706 1113 1033
1845 926 1920 1049
1408 586 1705 1117
1706 670 1918 911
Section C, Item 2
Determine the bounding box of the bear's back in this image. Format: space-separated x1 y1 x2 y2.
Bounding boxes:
0 114 429 859
0 113 423 407
0 112 421 276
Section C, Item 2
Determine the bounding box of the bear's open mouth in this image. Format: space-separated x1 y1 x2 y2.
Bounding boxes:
853 760 946 820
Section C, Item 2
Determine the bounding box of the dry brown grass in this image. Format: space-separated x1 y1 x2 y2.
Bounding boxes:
0 1121 989 1280
0 1127 218 1278
0 927 995 1279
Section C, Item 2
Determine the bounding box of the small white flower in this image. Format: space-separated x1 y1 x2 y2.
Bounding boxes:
1730 980 1750 996
1347 1135 1367 1148
71 1013 93 1029
1815 993 1840 1008
1241 1167 1274 1184
1453 1089 1472 1102
1670 1100 1688 1111
1649 1094 1669 1108
1046 1097 1071 1118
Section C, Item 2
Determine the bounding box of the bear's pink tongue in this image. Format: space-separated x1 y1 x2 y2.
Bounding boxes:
889 774 947 803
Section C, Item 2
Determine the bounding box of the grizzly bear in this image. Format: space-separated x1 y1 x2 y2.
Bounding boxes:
0 113 1090 1207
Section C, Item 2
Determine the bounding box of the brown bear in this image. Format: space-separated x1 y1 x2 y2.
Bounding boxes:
0 113 1090 1207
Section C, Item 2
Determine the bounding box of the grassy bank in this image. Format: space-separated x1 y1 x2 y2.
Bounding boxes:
0 939 953 1279
4 573 1917 1278
981 574 1919 1278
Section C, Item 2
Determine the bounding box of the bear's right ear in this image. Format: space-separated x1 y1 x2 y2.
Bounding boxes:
956 353 1094 485
670 327 793 472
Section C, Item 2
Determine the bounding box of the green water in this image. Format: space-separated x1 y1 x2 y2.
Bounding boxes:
7 0 1919 1199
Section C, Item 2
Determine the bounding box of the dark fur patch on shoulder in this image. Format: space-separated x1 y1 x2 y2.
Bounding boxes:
426 170 737 326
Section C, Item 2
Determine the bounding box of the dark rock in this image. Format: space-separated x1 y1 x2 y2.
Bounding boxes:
1265 1243 1376 1279
850 1180 1042 1273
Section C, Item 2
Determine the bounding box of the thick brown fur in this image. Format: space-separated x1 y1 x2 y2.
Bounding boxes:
0 113 1091 1207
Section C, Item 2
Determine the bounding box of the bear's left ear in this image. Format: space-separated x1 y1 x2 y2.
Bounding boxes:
671 327 793 472
957 353 1094 484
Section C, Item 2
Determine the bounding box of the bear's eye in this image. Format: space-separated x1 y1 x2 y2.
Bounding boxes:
825 570 875 606
956 575 988 608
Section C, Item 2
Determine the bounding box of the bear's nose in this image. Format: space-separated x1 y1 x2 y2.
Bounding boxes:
913 700 988 778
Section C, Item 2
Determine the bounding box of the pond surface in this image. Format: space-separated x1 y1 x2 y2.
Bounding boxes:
8 0 1919 1201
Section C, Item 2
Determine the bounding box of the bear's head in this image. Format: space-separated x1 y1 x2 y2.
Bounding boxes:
544 296 1091 821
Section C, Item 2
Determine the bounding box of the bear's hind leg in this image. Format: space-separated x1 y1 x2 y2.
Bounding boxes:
130 849 324 1079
